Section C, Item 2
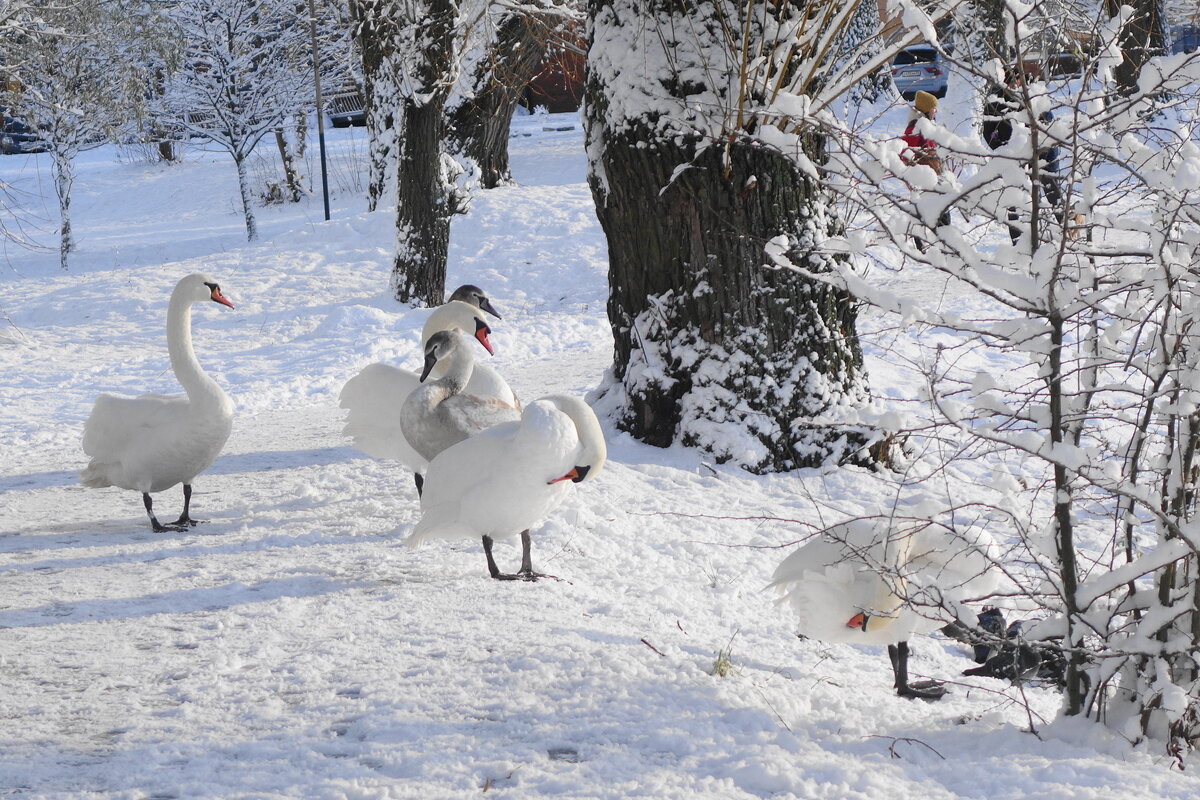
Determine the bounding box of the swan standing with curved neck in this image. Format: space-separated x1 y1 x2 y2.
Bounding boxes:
400 330 521 464
406 394 606 581
80 273 235 532
339 286 518 489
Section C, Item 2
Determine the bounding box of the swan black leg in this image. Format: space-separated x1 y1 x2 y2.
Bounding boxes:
481 532 554 581
144 492 185 533
889 641 947 701
482 535 511 580
516 530 556 581
414 472 424 497
167 484 202 528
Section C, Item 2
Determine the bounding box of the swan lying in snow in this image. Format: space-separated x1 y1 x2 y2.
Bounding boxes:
400 330 521 463
339 288 518 484
80 273 235 532
406 394 606 581
770 517 999 700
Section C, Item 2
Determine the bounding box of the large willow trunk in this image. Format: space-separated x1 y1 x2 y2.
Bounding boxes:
585 0 872 472
448 12 550 189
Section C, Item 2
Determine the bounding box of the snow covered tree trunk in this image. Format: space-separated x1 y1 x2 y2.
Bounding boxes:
294 110 308 159
390 0 458 306
234 152 259 242
586 0 873 472
1047 312 1088 714
350 0 399 212
52 147 76 270
448 11 550 189
393 100 451 304
1104 0 1169 95
971 0 1012 61
275 127 304 202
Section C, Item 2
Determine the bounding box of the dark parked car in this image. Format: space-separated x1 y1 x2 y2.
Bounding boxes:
1 111 44 154
891 45 948 100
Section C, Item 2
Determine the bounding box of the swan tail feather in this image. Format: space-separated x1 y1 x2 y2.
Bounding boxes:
79 461 115 488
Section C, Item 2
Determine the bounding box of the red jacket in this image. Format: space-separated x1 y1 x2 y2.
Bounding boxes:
901 119 937 164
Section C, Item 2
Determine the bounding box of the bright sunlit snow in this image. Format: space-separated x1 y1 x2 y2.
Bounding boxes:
1 112 1198 798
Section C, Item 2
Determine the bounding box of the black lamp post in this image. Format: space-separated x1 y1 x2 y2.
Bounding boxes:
306 0 331 221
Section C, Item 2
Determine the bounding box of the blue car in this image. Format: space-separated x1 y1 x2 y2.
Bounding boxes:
891 46 948 100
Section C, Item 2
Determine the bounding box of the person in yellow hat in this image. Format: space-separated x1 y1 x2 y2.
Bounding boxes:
900 90 951 250
901 90 942 171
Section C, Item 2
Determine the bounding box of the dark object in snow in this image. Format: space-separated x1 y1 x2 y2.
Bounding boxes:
943 607 1067 685
1 109 45 154
981 70 1065 245
548 747 581 763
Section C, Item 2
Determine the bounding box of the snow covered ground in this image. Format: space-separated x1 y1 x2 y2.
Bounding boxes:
1 112 1199 798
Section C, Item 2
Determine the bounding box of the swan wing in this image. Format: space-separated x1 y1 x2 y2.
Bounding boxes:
465 363 520 409
339 363 426 467
407 406 573 544
82 392 190 460
439 394 522 436
80 392 192 489
405 421 519 545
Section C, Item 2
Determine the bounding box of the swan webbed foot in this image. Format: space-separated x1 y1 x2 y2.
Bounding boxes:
144 493 184 533
897 680 948 701
520 568 560 582
482 532 558 582
167 515 203 529
888 641 948 701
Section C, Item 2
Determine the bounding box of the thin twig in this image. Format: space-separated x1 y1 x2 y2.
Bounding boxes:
866 734 946 760
640 638 665 657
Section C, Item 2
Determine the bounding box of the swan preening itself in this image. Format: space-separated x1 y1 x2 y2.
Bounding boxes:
770 516 999 700
80 273 235 532
406 394 606 581
339 288 518 482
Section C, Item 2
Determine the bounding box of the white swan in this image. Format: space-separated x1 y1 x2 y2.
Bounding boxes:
769 517 999 699
339 295 518 473
400 330 521 463
406 394 606 581
80 273 235 532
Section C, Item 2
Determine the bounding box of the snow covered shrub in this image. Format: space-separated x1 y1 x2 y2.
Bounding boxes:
774 1 1200 756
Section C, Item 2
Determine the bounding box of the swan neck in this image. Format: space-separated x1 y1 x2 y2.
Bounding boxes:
168 294 221 401
437 341 474 391
422 301 477 343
